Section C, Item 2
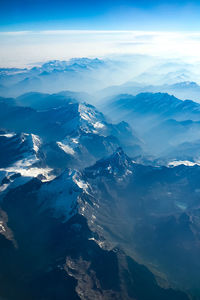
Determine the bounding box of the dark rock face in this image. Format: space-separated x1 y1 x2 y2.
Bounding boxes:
77 151 200 297
0 178 189 300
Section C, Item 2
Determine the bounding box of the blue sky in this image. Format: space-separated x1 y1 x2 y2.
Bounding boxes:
1 0 200 31
1 0 200 67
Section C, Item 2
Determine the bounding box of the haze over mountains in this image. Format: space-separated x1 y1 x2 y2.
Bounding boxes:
1 56 200 99
1 56 200 300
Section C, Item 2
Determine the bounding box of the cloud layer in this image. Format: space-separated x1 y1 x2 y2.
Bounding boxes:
1 30 200 67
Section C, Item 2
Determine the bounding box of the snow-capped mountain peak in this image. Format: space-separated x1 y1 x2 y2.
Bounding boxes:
84 148 134 180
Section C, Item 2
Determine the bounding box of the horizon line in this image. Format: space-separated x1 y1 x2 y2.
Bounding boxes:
1 29 200 36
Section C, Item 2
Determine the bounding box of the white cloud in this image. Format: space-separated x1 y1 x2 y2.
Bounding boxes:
1 30 200 67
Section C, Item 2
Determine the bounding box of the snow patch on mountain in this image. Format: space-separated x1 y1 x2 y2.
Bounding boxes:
78 103 106 134
83 148 135 187
57 141 75 155
71 138 79 144
73 172 89 192
31 134 41 153
0 163 55 182
0 132 53 193
93 122 105 129
0 183 9 192
0 132 16 138
0 221 6 233
168 160 200 167
0 169 38 199
38 170 80 221
88 237 105 248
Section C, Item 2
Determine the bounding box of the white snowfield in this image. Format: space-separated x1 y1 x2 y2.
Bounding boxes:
38 170 81 221
93 122 105 129
0 133 55 195
57 141 75 155
168 160 200 167
78 103 106 133
73 173 89 191
31 134 41 153
0 133 16 138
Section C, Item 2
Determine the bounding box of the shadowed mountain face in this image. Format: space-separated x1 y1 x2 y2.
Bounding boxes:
99 81 200 102
1 57 200 100
80 150 200 295
0 140 197 299
0 82 200 299
0 171 189 300
102 92 200 158
0 58 123 97
0 131 39 168
105 93 200 126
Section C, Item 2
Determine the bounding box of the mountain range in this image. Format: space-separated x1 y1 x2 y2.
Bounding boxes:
102 92 200 159
1 58 200 299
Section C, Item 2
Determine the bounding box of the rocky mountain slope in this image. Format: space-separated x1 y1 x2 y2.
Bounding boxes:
0 90 199 299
